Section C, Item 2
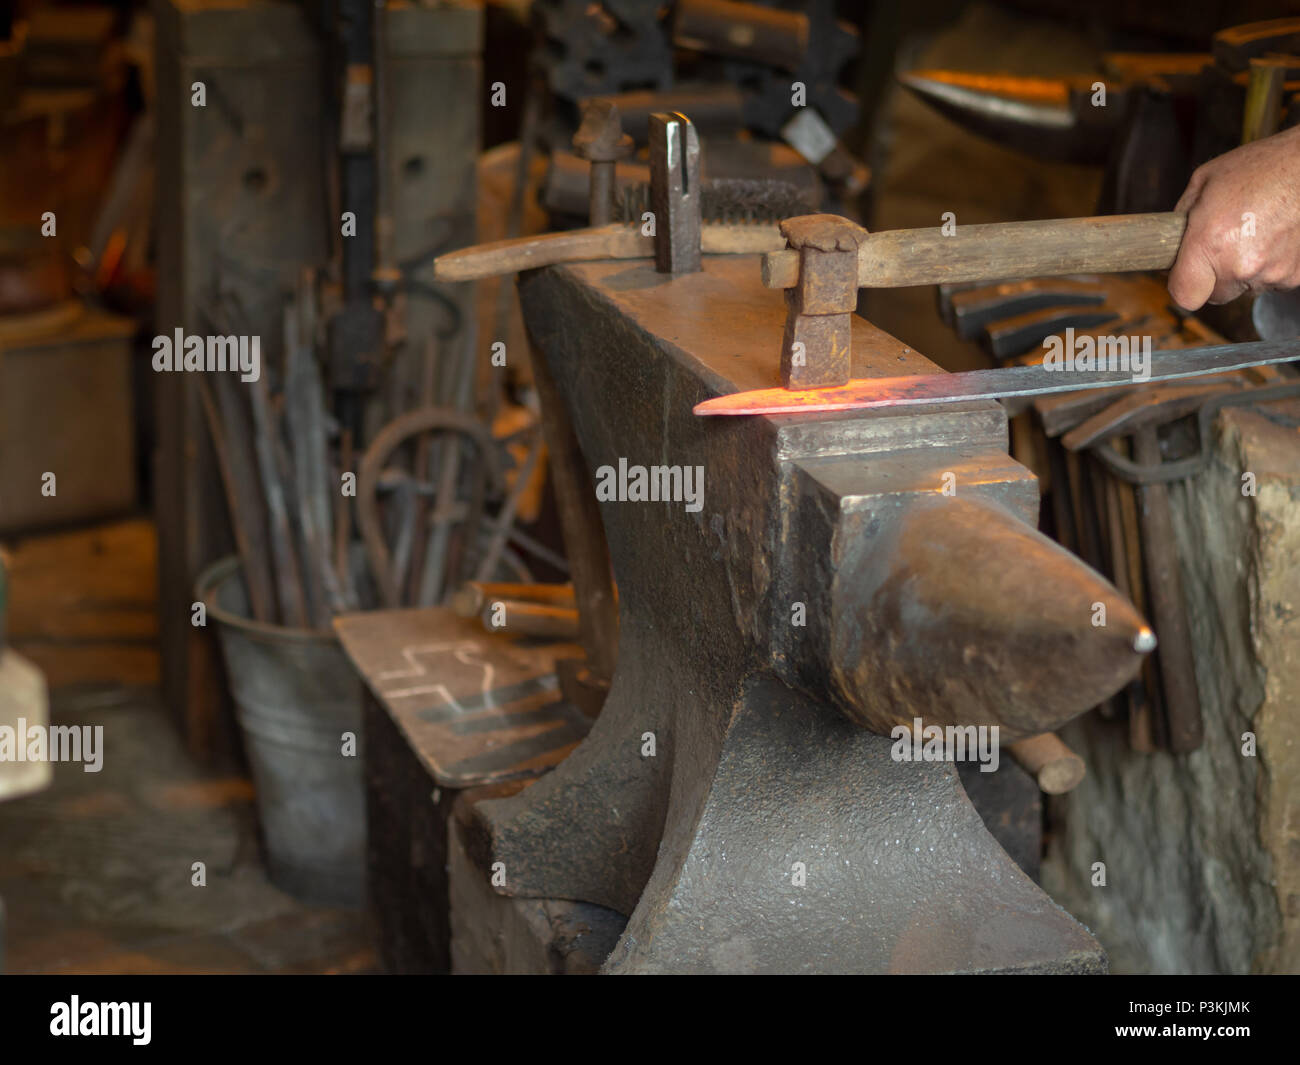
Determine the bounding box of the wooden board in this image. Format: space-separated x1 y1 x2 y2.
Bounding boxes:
2 519 159 689
0 308 136 534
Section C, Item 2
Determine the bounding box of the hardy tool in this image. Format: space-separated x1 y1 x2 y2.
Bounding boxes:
695 211 1298 416
434 112 817 283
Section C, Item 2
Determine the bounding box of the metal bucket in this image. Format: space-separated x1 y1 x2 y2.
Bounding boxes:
196 556 365 906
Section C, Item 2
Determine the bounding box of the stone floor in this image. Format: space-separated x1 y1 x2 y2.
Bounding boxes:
0 518 374 973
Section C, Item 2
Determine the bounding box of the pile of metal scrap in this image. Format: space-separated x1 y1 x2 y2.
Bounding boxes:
531 0 868 222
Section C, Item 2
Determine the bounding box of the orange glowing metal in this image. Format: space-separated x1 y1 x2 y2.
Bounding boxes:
693 340 1300 417
907 69 1072 105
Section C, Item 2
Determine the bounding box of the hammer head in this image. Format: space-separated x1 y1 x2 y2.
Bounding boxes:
778 213 868 389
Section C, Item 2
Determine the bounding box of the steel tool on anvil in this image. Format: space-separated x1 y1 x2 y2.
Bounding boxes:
695 211 1298 416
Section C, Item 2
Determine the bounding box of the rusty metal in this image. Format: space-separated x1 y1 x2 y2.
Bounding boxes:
942 279 1110 342
673 0 808 72
648 112 701 274
572 99 635 226
1086 382 1300 484
982 305 1120 361
1061 383 1241 452
617 176 816 226
777 213 866 388
456 254 1149 973
535 0 671 102
702 0 859 142
545 144 821 221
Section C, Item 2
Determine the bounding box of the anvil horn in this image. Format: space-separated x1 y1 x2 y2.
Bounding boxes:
830 496 1152 743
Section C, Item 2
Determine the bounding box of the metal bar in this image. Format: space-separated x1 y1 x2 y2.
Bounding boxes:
1134 426 1203 752
695 338 1300 415
648 112 702 275
247 371 308 628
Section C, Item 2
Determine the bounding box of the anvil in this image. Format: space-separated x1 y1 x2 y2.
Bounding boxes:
457 254 1148 973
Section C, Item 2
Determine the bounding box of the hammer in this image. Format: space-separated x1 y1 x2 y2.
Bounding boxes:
765 212 1186 388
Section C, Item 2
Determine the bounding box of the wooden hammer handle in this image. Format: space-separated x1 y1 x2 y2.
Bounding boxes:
436 223 785 281
761 212 1187 290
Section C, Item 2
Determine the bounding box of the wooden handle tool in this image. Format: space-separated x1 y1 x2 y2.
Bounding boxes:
761 212 1187 291
435 222 786 282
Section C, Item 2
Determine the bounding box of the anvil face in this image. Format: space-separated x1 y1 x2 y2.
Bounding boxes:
462 254 1135 973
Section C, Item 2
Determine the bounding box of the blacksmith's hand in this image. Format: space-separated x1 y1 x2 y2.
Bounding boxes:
1168 124 1300 310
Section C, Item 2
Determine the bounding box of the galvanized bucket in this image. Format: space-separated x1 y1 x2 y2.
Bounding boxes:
196 556 365 906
